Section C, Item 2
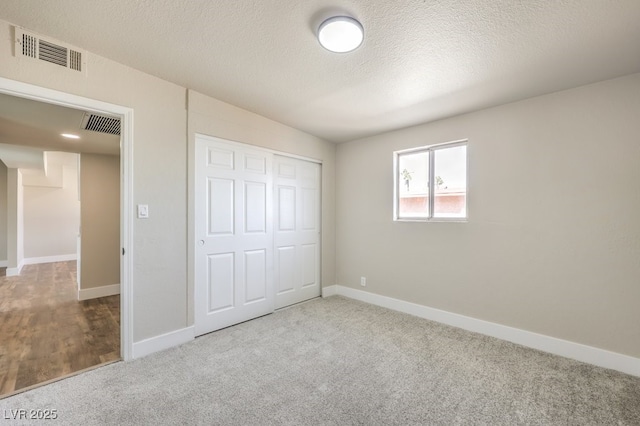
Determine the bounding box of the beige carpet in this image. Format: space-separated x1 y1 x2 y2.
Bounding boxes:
1 296 639 425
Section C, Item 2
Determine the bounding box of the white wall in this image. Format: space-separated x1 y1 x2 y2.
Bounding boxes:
336 73 640 358
23 160 80 260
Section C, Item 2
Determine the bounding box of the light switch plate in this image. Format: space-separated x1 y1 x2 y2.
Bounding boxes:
137 204 149 219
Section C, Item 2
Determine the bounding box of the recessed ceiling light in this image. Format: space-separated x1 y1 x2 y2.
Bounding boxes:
318 16 364 53
61 133 80 139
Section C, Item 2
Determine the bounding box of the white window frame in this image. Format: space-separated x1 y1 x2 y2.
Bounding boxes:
393 139 468 222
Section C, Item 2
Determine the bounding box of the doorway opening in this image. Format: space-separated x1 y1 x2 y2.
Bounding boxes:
0 77 132 397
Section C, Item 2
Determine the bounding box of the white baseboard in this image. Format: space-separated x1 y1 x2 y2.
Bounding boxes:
23 254 77 265
78 283 120 301
0 260 7 267
322 285 337 297
6 261 24 277
4 255 74 276
332 285 640 378
132 326 195 359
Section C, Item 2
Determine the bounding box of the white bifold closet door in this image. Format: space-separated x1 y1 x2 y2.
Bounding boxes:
273 155 321 309
194 135 320 337
194 135 274 335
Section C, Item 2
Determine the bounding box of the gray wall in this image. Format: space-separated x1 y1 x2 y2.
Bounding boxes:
6 168 23 271
336 73 640 358
2 15 637 360
80 154 120 289
0 17 336 342
0 160 6 263
186 91 337 324
0 18 185 340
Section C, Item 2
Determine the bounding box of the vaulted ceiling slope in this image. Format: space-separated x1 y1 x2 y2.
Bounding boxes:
1 1 639 143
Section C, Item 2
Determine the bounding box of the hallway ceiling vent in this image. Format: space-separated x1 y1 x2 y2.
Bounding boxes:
14 27 86 73
81 113 121 136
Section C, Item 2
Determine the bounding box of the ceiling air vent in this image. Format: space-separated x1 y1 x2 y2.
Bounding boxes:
14 27 86 74
81 113 121 135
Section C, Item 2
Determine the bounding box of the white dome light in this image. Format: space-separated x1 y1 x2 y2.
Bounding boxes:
318 16 364 53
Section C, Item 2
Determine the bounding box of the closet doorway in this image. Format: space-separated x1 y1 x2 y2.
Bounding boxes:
194 135 321 336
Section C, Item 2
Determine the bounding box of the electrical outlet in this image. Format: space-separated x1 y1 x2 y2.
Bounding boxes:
360 277 366 287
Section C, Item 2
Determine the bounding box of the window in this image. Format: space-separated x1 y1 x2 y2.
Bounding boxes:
394 141 467 221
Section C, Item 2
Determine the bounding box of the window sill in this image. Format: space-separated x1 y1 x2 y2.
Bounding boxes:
394 217 468 223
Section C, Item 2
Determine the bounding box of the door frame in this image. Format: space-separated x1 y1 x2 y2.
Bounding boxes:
191 133 322 332
0 76 134 361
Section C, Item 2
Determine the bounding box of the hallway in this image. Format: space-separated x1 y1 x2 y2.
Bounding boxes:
0 261 119 397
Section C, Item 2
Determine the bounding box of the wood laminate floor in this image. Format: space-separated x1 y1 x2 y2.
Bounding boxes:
0 261 120 397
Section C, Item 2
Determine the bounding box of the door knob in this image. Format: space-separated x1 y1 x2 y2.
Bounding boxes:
198 240 205 246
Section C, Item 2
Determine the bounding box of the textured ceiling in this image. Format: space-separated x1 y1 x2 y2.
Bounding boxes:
1 0 639 143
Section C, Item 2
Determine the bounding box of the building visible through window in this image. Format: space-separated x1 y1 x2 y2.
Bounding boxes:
394 141 467 221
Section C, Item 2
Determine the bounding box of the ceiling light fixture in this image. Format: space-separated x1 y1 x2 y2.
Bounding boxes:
61 133 80 139
318 16 364 53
